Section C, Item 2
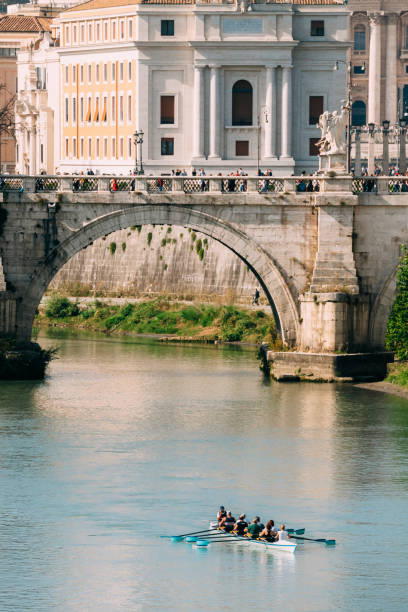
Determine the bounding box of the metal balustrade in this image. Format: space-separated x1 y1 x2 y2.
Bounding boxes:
1 174 407 196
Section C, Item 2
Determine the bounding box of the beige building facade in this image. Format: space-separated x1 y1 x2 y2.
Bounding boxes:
348 0 408 127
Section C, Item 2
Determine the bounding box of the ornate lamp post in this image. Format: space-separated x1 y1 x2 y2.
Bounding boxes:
133 129 144 175
399 117 407 175
368 122 376 175
382 119 390 176
354 127 362 176
333 60 365 174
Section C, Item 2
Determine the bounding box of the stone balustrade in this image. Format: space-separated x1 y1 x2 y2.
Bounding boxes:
1 174 408 196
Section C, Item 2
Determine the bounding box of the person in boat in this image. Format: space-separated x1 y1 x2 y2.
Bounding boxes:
255 516 264 530
277 524 291 541
259 519 278 542
217 506 227 524
245 516 263 540
234 514 248 536
219 511 236 532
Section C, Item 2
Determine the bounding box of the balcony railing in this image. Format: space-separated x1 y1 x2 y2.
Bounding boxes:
0 175 407 196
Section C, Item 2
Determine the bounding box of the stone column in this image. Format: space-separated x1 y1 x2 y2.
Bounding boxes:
368 14 382 125
354 128 362 176
400 126 407 174
264 66 277 158
193 65 205 158
281 66 292 158
385 15 398 125
382 127 390 175
29 128 36 175
209 65 220 158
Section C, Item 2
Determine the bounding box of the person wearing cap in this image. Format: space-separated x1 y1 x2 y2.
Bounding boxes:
217 506 227 524
234 514 248 536
246 516 263 540
219 511 236 533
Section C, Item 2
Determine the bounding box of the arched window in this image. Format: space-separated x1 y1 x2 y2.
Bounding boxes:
352 100 366 126
354 26 366 51
232 80 253 126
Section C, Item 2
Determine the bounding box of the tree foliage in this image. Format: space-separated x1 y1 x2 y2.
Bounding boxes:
386 246 408 360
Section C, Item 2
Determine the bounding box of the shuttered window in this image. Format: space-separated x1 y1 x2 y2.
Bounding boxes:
160 96 174 124
309 96 323 125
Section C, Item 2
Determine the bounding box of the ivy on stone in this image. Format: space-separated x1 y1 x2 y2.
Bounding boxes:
386 245 408 360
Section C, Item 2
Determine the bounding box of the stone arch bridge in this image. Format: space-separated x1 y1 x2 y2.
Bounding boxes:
0 174 405 379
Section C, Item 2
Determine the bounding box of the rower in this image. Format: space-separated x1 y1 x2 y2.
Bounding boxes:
217 506 227 524
234 514 248 536
246 517 262 540
277 524 291 541
255 516 265 530
219 511 236 532
259 520 277 542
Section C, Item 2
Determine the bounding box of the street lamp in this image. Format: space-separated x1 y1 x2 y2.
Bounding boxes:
133 129 144 175
368 122 376 175
257 105 268 175
333 60 365 174
399 117 408 174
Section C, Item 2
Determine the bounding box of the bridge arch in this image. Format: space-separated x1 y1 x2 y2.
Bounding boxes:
19 204 300 346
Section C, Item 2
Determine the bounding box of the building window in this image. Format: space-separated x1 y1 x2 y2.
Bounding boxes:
73 137 77 158
309 138 320 156
65 138 69 157
112 137 116 157
236 141 249 156
88 23 93 41
104 21 108 40
232 80 253 126
88 64 92 83
65 65 69 84
128 137 132 158
406 65 408 74
102 96 107 121
80 137 84 157
80 24 85 43
119 95 124 121
96 23 100 40
86 97 92 122
0 48 17 56
72 97 77 123
103 63 107 82
128 19 133 39
161 20 174 36
309 96 323 125
160 95 175 124
128 94 132 121
65 97 69 122
72 65 76 84
112 62 116 81
104 137 108 158
65 26 70 44
80 97 84 122
112 21 116 39
88 137 92 158
80 65 84 83
120 20 124 39
351 100 367 126
111 95 116 121
96 137 100 158
73 25 77 43
353 65 365 75
120 62 124 81
120 137 124 157
406 25 408 49
161 137 174 155
128 61 132 80
311 21 324 37
354 26 366 51
40 143 44 164
94 96 99 122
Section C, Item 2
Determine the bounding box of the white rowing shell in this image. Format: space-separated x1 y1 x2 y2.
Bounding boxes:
209 522 296 553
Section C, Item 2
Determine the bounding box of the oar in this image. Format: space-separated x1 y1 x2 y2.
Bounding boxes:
287 528 305 535
160 528 216 541
290 535 336 546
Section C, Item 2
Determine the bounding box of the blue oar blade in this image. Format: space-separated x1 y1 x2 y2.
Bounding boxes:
295 528 305 535
325 539 336 546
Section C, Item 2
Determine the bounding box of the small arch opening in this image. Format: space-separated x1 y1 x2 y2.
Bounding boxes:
232 80 253 126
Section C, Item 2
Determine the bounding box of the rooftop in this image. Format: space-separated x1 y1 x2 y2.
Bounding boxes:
64 0 344 12
0 14 52 32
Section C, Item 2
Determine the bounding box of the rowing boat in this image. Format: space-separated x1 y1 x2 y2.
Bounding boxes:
204 521 297 553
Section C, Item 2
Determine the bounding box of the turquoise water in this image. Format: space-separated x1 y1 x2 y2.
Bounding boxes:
1 331 408 611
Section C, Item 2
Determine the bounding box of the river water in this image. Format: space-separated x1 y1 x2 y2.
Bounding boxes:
1 330 408 612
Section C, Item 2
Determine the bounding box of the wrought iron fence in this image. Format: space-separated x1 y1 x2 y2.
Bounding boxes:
258 178 284 193
352 178 377 194
0 177 23 191
388 178 408 193
72 177 98 192
184 178 204 193
35 177 61 192
146 178 172 193
109 177 134 191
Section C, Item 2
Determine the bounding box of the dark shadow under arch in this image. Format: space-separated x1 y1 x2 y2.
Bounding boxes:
18 205 299 346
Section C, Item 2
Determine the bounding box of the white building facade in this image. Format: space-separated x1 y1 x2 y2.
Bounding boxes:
16 0 350 175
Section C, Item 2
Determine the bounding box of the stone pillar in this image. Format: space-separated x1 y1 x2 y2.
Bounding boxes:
209 65 220 158
368 130 376 175
368 14 382 125
354 128 362 176
382 128 390 175
400 126 407 174
193 65 205 158
385 14 398 125
281 66 292 158
264 66 277 158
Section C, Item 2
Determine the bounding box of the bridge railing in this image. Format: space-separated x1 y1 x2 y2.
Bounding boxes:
1 174 407 196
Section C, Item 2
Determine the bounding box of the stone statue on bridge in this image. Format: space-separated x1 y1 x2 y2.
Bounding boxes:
317 103 350 174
